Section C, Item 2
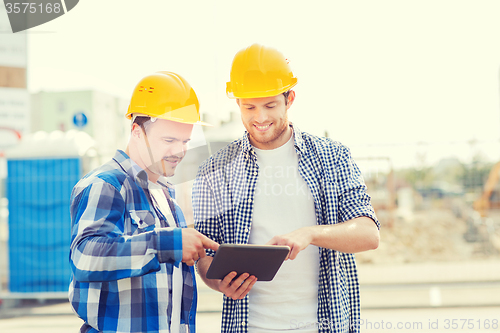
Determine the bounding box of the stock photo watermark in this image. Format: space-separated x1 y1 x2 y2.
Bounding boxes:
290 318 499 330
3 0 79 33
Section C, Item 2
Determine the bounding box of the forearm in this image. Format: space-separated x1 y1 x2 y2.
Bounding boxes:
196 256 221 291
70 227 182 282
70 182 184 282
309 217 379 253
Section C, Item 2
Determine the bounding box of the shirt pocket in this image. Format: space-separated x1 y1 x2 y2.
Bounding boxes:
321 170 340 224
129 209 158 232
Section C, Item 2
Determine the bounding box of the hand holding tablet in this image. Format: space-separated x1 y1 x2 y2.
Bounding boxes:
206 244 290 281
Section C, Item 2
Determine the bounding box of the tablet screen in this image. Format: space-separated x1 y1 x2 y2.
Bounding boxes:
206 244 290 281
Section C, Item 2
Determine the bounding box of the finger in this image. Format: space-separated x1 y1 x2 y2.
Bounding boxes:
265 236 278 245
229 273 250 291
236 276 258 300
185 250 199 263
284 246 291 260
220 271 238 287
228 273 250 299
198 248 207 259
275 238 291 247
201 236 219 251
185 259 195 266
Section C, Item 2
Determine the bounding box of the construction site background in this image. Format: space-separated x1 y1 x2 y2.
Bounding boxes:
351 140 500 265
1 134 500 314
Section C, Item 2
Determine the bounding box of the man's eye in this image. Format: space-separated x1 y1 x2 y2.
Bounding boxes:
246 106 255 110
266 105 276 109
164 139 174 143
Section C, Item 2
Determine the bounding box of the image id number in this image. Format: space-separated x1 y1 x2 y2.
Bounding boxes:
5 2 62 14
444 319 498 329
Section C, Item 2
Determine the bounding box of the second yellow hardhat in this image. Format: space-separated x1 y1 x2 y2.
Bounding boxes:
226 44 298 99
126 71 210 126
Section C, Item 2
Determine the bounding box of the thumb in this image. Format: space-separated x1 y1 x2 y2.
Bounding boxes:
288 245 300 260
265 236 278 245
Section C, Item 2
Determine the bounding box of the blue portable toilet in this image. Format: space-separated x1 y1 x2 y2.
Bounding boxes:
5 130 96 293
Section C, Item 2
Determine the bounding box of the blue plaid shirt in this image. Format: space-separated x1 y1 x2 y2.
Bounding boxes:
193 125 379 333
69 150 197 333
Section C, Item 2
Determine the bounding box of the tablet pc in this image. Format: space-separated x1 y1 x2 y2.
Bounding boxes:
206 244 290 281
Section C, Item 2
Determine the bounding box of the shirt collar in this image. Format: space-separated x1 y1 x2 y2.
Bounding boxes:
291 123 306 154
240 130 253 154
112 150 149 186
113 150 176 197
157 176 175 194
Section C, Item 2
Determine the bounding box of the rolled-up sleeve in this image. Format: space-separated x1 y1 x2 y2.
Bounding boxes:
336 146 380 229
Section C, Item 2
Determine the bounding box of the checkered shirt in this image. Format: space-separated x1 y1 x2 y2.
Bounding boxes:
193 125 379 333
69 150 197 333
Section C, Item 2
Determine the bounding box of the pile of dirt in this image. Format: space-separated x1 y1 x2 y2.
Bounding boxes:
355 208 497 264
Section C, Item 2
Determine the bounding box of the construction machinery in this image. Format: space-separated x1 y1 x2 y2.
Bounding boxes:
473 161 500 217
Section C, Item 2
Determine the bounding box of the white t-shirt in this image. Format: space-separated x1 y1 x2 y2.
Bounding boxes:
149 181 185 333
248 135 320 333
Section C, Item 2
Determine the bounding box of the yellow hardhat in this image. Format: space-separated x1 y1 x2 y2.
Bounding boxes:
126 71 211 126
226 44 298 99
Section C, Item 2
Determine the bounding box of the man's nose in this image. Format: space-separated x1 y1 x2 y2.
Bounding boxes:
254 107 268 123
171 142 187 158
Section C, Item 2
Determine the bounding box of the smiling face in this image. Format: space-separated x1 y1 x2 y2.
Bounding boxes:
238 91 295 150
131 118 193 181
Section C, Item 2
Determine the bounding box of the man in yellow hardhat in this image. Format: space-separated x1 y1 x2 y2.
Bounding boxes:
193 44 380 333
69 71 218 333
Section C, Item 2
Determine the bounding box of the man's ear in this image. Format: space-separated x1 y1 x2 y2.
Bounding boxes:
286 90 296 109
131 123 142 139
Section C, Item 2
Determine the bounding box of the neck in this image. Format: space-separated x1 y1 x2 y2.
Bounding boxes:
274 125 293 149
147 172 160 183
125 144 159 183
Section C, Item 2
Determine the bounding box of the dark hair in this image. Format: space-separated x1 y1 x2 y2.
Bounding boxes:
132 116 152 133
283 90 291 106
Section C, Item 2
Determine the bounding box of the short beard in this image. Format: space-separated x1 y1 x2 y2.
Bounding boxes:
147 158 180 178
248 116 289 147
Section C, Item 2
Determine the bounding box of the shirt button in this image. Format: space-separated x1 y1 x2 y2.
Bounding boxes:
241 322 246 326
244 227 249 233
253 172 257 176
248 199 252 203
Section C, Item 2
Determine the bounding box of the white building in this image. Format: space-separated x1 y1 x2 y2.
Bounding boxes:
0 5 29 154
30 90 130 161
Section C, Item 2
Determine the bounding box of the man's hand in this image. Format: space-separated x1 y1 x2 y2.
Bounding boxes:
267 217 380 256
196 256 257 299
181 229 219 266
217 271 257 300
266 227 313 260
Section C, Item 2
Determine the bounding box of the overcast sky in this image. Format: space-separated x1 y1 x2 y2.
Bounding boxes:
16 0 500 167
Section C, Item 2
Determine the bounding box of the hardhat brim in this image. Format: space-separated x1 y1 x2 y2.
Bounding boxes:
226 79 297 99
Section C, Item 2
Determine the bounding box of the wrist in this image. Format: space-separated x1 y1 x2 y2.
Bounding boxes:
306 225 321 246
